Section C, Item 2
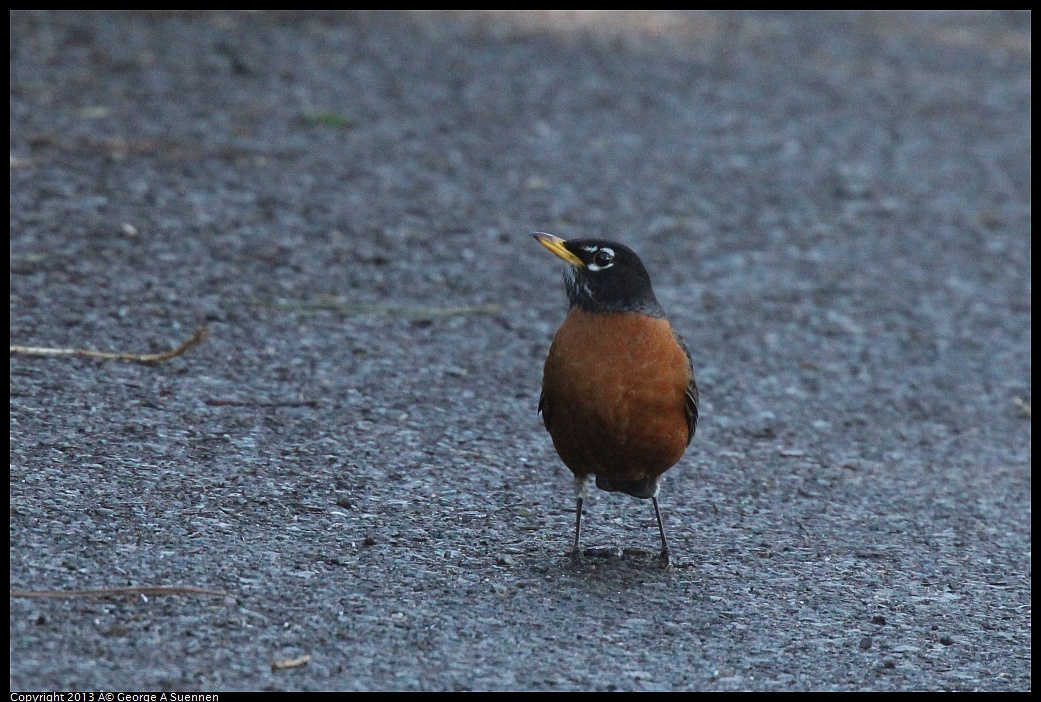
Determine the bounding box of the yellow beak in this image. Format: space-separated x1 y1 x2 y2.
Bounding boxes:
533 233 584 267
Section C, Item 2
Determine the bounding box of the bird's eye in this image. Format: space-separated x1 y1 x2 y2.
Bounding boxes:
592 249 614 267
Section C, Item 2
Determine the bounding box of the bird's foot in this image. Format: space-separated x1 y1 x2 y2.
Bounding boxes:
583 545 624 558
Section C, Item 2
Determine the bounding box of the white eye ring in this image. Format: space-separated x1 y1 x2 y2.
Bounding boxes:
587 247 615 271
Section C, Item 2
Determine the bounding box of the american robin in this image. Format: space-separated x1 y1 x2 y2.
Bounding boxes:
534 233 698 562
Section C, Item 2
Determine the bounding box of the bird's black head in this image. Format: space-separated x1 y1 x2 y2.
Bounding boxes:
533 233 665 317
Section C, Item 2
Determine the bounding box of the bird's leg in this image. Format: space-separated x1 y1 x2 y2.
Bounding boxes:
652 496 670 563
573 497 583 554
573 475 589 555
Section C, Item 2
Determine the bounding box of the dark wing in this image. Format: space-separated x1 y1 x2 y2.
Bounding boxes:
675 332 699 445
685 379 699 445
538 389 552 431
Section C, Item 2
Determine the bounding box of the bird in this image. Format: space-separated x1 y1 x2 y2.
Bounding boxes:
533 232 698 563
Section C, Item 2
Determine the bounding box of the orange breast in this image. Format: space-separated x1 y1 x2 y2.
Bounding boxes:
541 309 692 482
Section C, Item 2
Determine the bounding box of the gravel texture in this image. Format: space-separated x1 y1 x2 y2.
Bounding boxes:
10 11 1031 691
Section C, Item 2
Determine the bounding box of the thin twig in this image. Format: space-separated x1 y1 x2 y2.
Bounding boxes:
10 585 228 599
272 654 312 671
10 327 209 363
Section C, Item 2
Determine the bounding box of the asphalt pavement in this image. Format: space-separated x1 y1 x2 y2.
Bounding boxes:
10 11 1031 691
